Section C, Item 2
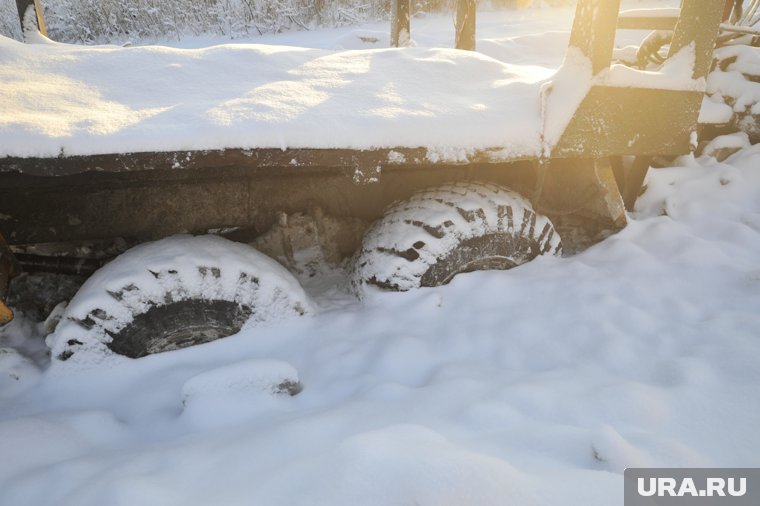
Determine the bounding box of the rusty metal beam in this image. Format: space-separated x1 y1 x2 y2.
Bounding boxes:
669 0 724 79
620 156 652 211
14 253 105 276
0 161 538 247
617 15 678 31
455 0 476 51
391 0 410 47
569 0 621 75
0 146 539 177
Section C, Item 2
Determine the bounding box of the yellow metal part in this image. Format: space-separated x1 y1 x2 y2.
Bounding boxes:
33 0 47 36
0 301 12 326
0 232 18 326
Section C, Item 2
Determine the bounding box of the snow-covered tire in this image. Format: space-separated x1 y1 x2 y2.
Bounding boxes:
47 235 313 362
350 182 562 293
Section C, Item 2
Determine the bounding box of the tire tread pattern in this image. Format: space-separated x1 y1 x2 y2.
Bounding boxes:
351 182 562 293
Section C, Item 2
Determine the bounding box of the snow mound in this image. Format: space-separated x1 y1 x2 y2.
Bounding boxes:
601 45 704 91
284 424 540 506
701 131 751 160
634 146 760 224
180 358 302 427
181 358 301 403
48 235 314 365
591 424 652 471
709 44 760 114
331 29 390 50
0 411 127 479
699 94 735 124
0 347 40 397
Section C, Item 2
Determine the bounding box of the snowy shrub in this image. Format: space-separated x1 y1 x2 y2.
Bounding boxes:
0 0 390 43
414 0 455 13
0 0 574 43
0 0 22 40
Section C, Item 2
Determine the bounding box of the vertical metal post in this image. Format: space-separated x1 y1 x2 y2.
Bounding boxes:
15 0 47 39
455 0 476 51
568 0 621 75
391 0 410 48
722 0 739 22
621 156 652 211
669 0 724 79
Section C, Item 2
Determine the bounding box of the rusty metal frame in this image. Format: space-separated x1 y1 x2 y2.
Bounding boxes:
0 160 538 246
535 0 724 239
556 0 723 158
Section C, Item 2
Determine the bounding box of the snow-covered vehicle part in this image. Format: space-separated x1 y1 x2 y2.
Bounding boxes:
47 235 313 361
0 0 724 334
618 2 760 150
351 182 561 293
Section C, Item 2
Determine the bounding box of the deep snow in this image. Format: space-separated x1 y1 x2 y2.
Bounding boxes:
2 2 760 506
2 146 759 506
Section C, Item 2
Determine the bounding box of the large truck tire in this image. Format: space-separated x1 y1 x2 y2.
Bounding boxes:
350 182 562 294
47 235 313 362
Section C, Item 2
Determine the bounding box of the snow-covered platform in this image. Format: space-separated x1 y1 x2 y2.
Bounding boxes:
0 36 550 160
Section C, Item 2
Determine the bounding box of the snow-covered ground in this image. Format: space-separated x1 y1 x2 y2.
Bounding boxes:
3 2 760 506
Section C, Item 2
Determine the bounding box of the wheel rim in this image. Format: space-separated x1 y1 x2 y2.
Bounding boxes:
145 324 243 355
440 256 517 285
108 299 252 358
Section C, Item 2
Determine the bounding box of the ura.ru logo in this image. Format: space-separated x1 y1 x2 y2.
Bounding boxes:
637 477 747 498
